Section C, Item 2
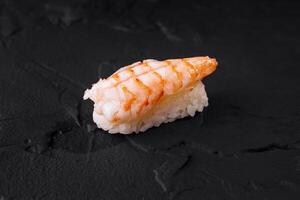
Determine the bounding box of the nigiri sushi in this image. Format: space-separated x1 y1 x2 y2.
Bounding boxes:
84 56 217 134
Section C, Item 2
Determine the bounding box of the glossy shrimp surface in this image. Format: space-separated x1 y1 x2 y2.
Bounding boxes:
84 56 217 126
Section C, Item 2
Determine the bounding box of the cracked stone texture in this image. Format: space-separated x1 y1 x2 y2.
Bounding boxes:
0 0 300 199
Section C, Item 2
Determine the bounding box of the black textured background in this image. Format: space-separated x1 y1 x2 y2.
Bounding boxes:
0 0 300 199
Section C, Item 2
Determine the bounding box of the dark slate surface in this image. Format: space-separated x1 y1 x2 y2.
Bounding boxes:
0 0 300 199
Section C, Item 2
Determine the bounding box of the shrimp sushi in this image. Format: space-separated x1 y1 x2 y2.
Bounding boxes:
83 56 217 134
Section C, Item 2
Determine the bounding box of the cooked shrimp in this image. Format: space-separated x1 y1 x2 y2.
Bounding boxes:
84 56 217 134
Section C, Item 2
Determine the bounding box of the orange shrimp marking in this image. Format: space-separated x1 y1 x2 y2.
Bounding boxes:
152 71 164 86
126 68 135 76
122 86 136 111
111 62 168 87
152 71 165 104
165 60 183 92
182 58 197 84
109 62 141 80
155 90 164 103
111 73 120 82
135 78 152 95
142 60 152 70
119 62 142 73
134 78 152 113
131 62 142 67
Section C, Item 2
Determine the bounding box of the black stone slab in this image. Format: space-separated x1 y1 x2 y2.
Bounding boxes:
0 0 299 199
